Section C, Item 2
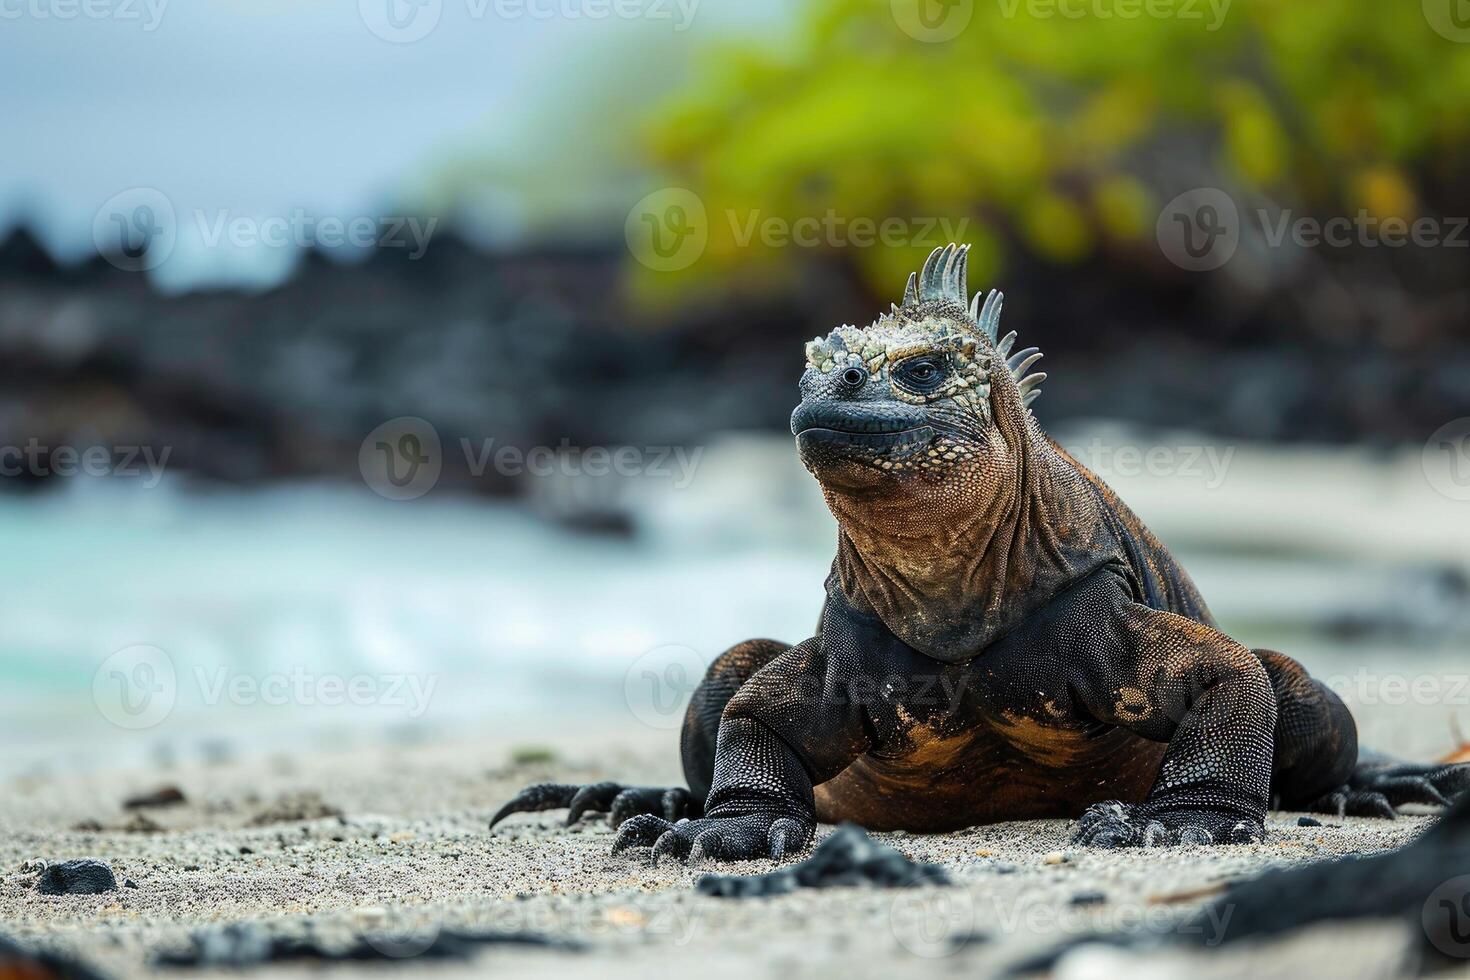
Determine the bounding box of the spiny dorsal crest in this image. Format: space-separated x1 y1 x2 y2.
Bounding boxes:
903 241 971 308
900 244 1046 409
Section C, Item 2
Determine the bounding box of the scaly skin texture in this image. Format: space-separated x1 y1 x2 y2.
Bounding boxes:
494 244 1470 861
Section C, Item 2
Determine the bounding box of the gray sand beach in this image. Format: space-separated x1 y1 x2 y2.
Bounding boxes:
1 720 1459 980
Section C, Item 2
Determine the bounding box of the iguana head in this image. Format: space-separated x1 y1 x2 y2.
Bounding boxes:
791 244 1107 661
790 243 1045 499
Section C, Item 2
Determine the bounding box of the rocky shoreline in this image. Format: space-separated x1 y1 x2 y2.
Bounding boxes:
2 228 1466 500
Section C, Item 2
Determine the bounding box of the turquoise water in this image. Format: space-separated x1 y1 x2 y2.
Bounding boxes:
4 436 1465 775
0 470 831 774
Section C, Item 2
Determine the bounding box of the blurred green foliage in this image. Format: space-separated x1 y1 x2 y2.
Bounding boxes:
634 0 1470 297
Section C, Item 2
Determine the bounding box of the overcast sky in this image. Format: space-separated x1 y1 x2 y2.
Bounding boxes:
1 0 786 288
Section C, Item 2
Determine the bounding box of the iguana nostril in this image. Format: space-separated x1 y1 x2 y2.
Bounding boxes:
840 367 866 389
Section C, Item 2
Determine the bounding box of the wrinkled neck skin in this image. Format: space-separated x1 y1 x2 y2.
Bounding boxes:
819 423 1113 664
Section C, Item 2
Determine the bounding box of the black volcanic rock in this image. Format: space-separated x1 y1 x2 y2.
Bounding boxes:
0 226 60 279
37 859 118 895
0 232 1465 495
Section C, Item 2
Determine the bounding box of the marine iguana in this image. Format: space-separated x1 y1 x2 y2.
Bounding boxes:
494 244 1470 862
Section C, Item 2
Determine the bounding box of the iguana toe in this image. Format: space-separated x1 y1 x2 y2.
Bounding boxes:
611 812 814 864
1308 786 1394 819
650 828 685 867
688 828 723 865
491 781 697 830
1311 759 1470 820
611 813 671 854
565 782 622 825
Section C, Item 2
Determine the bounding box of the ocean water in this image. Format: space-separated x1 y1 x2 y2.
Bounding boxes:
0 437 833 774
4 432 1466 775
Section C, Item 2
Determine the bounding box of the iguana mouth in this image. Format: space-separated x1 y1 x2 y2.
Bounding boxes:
794 426 935 451
789 403 928 438
790 403 935 461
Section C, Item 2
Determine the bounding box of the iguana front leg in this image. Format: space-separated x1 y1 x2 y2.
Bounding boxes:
614 634 875 864
491 640 790 832
1070 604 1277 847
612 715 818 864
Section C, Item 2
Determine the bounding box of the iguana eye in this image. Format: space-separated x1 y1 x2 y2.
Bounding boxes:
894 355 948 393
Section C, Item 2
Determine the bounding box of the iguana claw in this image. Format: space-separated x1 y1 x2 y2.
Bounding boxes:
612 812 814 864
768 817 804 861
1074 800 1265 847
492 781 696 830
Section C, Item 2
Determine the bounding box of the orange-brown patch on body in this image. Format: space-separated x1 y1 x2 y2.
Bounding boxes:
991 710 1100 768
813 712 1167 832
